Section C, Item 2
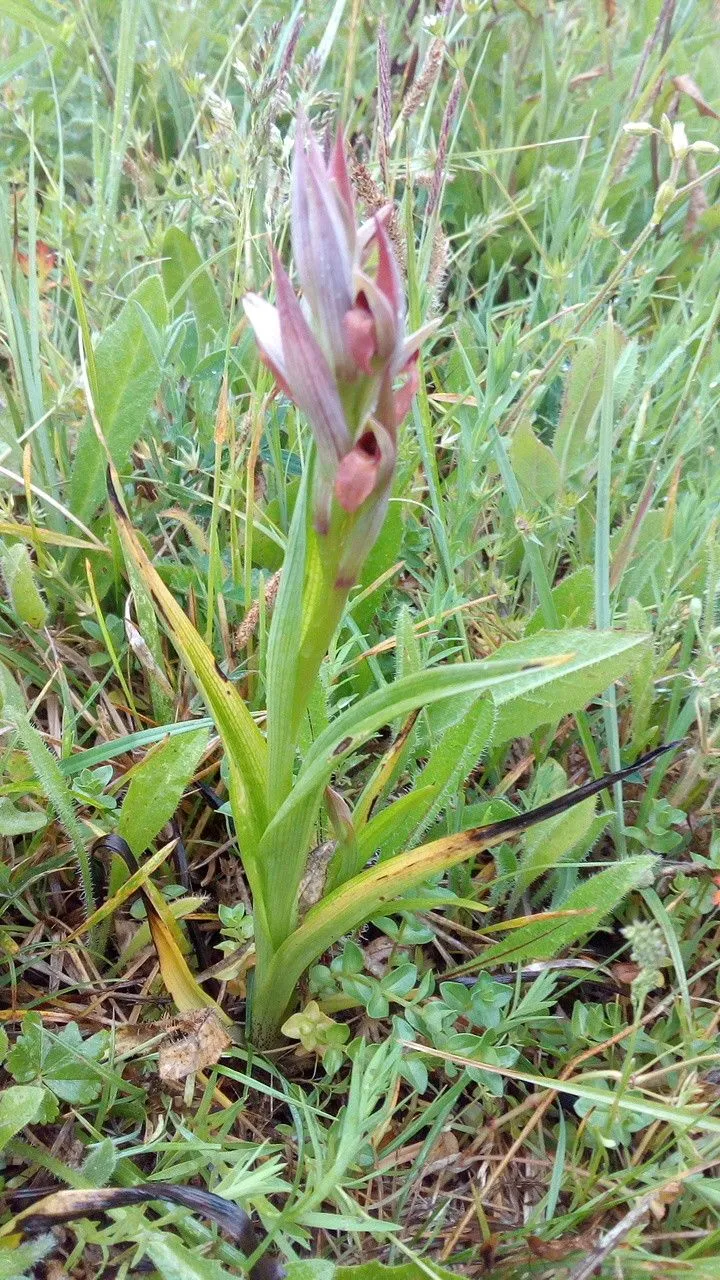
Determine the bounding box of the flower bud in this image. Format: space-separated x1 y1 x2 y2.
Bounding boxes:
623 121 654 137
670 120 689 161
652 180 676 224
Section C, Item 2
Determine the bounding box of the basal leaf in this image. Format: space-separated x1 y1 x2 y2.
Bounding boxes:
111 502 268 869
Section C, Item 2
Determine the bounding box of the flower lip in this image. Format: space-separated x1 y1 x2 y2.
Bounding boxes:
334 426 391 513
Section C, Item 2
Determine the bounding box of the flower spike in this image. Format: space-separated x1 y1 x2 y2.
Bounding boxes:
242 110 438 578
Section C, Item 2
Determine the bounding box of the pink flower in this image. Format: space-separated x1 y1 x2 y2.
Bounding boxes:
243 112 438 564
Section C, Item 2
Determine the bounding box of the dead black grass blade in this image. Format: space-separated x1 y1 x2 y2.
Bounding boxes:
463 739 683 848
5 1184 284 1280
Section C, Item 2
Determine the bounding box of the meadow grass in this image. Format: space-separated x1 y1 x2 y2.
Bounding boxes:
1 1 720 1276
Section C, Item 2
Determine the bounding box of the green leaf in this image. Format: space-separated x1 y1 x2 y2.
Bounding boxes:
477 855 656 966
6 1014 108 1105
0 1084 45 1149
509 418 561 505
0 795 47 836
0 1235 55 1280
69 276 168 524
553 323 627 480
513 790 598 901
369 698 495 864
116 726 209 856
286 1265 336 1280
526 565 594 635
0 662 96 915
161 227 224 347
489 630 647 744
0 541 47 627
141 1231 236 1280
81 1137 118 1187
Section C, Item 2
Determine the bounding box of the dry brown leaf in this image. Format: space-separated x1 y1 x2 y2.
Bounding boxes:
612 961 641 987
158 1009 232 1082
672 74 720 120
528 1229 596 1261
363 935 395 978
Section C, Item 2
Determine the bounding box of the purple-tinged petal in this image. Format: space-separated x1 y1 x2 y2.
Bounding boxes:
375 216 403 325
242 294 286 376
273 250 351 466
329 129 356 232
305 164 355 365
292 116 354 373
399 317 442 370
357 204 393 255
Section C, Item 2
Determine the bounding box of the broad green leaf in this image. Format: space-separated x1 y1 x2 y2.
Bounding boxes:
279 631 646 830
111 509 268 871
0 1084 45 1149
0 795 46 836
141 1231 234 1280
513 791 598 901
526 565 594 635
81 1137 117 1187
474 855 655 967
116 727 209 856
161 227 224 347
70 276 167 524
286 1264 336 1280
490 630 647 744
553 323 627 480
0 541 47 627
509 418 561 505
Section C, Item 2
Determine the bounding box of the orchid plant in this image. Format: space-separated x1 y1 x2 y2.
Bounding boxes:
114 111 653 1049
